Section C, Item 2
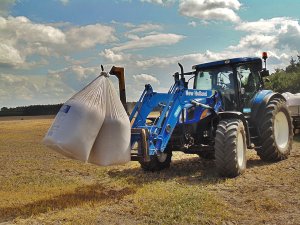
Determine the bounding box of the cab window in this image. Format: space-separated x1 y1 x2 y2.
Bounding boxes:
194 71 212 90
236 64 261 93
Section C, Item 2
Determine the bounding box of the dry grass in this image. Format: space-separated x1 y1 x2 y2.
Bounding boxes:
0 118 299 224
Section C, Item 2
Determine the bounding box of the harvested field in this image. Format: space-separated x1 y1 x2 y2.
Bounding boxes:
0 115 55 121
0 117 299 224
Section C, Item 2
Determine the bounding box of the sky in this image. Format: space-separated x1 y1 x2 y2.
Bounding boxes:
1 0 300 107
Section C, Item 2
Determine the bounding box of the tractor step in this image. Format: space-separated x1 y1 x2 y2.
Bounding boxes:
183 144 214 154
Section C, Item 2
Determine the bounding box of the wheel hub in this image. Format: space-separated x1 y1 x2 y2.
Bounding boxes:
237 132 245 167
274 111 289 152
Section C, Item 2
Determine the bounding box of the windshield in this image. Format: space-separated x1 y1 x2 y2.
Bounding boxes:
194 66 236 110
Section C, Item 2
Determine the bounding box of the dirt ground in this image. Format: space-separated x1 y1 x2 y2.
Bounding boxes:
0 117 299 225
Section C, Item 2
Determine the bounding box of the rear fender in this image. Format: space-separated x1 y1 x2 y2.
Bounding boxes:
218 112 251 148
250 91 286 125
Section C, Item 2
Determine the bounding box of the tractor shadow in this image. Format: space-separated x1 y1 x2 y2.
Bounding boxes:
294 133 300 142
246 157 272 169
108 152 274 186
109 156 223 186
0 183 134 223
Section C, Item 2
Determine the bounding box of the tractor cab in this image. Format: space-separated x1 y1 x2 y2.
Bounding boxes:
193 57 267 112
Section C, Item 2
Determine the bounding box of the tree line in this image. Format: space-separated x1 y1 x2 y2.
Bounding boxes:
0 104 63 117
265 55 300 93
0 102 137 117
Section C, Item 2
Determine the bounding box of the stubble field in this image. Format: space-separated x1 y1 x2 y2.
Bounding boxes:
0 117 299 225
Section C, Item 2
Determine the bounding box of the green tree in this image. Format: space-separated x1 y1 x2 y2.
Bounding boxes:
265 55 300 93
285 57 297 73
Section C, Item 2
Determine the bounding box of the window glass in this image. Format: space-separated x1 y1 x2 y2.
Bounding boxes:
216 71 234 91
195 71 212 90
195 66 236 110
237 64 261 93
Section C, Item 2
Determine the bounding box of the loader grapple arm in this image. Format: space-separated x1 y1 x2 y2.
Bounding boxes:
129 81 220 160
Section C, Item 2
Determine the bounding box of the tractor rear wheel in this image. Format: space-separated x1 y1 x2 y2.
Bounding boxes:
214 119 247 177
256 98 293 161
139 149 172 172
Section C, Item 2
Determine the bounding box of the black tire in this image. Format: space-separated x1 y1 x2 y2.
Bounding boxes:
214 119 247 177
255 98 293 161
198 151 215 160
139 149 172 172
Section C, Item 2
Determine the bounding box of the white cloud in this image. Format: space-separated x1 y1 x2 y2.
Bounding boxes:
134 48 294 74
277 20 300 50
188 21 197 27
127 23 163 34
65 24 117 49
59 0 69 6
23 43 54 57
49 65 98 81
0 43 24 66
0 16 66 46
100 49 126 62
236 17 295 34
179 0 241 22
112 33 185 52
0 73 75 106
48 65 100 90
229 34 276 50
133 74 160 84
136 50 228 68
0 16 117 51
233 17 300 52
136 55 182 68
140 0 175 6
7 16 66 44
0 16 118 68
0 16 66 67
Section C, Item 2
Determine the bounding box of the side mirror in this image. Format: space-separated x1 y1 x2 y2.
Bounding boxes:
173 72 179 81
260 70 269 77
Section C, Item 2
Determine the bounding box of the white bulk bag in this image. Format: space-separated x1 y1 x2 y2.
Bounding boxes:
88 79 131 166
283 92 300 106
43 74 108 162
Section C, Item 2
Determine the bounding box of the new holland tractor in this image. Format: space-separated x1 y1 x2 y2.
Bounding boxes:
111 53 293 177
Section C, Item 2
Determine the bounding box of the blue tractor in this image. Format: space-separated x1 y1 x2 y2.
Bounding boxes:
111 53 293 177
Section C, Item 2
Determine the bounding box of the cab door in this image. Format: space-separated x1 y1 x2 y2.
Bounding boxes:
236 63 262 111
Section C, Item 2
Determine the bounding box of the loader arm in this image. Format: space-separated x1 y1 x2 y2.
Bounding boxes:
130 81 219 160
109 66 128 113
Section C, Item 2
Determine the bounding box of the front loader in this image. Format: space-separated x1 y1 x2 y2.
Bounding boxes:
111 52 293 178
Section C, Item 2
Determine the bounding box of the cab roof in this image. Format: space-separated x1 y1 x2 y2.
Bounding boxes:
192 57 262 70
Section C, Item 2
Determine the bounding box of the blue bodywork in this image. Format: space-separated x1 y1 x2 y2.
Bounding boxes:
252 90 273 105
193 57 262 70
130 80 222 156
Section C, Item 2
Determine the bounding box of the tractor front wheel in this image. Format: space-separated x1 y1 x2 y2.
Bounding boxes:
139 149 172 172
214 119 247 177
